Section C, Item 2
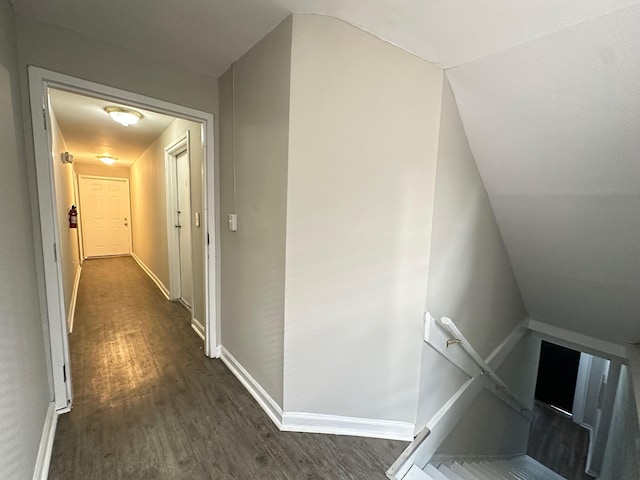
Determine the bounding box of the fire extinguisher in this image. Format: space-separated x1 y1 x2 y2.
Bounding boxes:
69 205 78 229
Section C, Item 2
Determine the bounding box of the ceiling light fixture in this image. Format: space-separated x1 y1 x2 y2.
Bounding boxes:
97 155 117 165
105 106 143 127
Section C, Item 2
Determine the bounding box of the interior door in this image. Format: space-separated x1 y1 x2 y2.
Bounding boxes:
175 151 193 307
78 176 131 257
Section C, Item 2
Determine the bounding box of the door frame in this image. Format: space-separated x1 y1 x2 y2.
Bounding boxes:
164 132 193 307
77 175 133 258
28 66 219 413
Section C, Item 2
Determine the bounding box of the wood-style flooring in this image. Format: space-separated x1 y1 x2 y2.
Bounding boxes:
527 401 593 480
48 257 406 479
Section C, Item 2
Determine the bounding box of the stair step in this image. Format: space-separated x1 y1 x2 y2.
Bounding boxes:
459 461 492 480
422 455 566 480
510 456 565 480
424 464 451 480
404 464 435 479
467 460 513 480
437 463 466 480
450 462 479 480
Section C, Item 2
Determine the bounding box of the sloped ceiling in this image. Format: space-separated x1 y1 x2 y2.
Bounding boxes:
447 5 640 344
11 0 640 343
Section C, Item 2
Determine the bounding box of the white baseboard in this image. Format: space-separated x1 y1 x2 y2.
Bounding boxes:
218 345 414 441
32 402 58 480
67 264 82 333
192 318 205 341
282 412 414 441
131 252 170 300
219 346 283 428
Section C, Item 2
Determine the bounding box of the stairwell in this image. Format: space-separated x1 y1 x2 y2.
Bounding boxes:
405 455 566 480
387 319 640 480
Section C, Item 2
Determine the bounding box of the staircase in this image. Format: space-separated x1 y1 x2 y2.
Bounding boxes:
403 455 566 480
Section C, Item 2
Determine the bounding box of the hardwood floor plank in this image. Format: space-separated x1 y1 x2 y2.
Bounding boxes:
527 401 593 480
48 257 406 479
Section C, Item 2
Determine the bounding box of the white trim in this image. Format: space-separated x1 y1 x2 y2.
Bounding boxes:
527 318 627 362
67 264 82 333
32 402 58 480
191 318 205 341
29 68 73 410
219 345 413 441
282 412 414 441
164 133 190 302
219 346 283 427
131 252 170 300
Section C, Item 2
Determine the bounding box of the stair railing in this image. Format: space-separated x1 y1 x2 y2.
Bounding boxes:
438 317 533 418
386 316 532 479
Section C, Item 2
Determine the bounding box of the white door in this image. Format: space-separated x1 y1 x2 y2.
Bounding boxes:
78 176 131 257
175 151 193 307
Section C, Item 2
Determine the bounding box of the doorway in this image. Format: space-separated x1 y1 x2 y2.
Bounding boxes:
165 133 194 310
78 176 132 257
534 340 581 414
28 66 218 413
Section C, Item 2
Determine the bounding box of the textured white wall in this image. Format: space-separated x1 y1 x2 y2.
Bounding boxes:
50 112 81 325
417 77 529 446
219 17 293 407
599 366 640 480
130 118 206 323
0 2 51 478
74 163 130 179
283 15 442 422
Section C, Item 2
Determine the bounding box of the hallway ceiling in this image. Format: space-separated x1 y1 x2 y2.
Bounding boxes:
49 89 175 167
14 1 640 344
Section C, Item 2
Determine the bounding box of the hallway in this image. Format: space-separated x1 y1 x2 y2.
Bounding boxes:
527 401 592 480
48 257 405 479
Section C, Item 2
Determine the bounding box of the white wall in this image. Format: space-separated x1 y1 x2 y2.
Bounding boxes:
16 15 218 113
219 17 292 407
599 366 640 480
50 112 81 326
283 15 443 422
74 163 130 179
0 2 52 478
416 77 529 447
130 118 206 323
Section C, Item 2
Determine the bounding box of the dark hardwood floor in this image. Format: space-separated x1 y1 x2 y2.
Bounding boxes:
527 401 593 480
49 257 406 479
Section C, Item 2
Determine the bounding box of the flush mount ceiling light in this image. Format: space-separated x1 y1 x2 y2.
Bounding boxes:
105 106 143 127
97 155 117 165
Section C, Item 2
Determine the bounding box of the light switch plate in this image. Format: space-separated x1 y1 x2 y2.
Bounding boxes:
228 213 238 232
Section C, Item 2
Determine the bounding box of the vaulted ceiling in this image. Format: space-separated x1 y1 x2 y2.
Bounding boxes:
12 0 640 344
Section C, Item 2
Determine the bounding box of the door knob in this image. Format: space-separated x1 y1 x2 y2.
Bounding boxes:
124 222 128 226
175 224 182 228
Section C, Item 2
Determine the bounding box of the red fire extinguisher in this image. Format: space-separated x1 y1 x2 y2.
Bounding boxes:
69 205 78 229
